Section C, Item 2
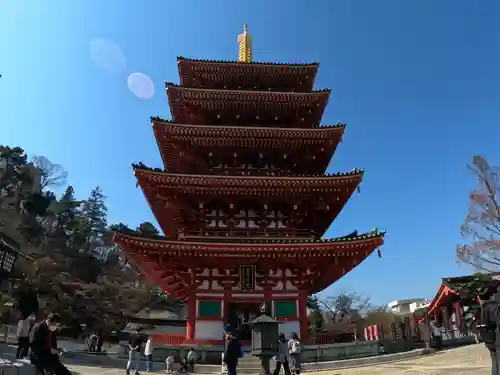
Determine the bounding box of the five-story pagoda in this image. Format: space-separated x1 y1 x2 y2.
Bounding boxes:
114 25 385 345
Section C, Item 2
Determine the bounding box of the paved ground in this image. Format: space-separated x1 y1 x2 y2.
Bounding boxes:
60 344 492 375
311 344 491 375
0 343 491 375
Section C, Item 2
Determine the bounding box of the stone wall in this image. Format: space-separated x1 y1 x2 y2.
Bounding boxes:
147 340 381 365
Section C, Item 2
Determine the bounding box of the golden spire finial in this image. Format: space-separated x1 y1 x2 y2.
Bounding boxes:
237 24 252 63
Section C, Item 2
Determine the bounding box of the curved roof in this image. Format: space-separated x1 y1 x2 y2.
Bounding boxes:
166 85 330 128
422 272 500 319
114 229 384 252
177 56 320 67
113 230 385 301
133 166 363 190
177 57 319 92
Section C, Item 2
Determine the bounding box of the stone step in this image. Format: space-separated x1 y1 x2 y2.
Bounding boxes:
195 358 273 374
238 356 261 363
195 364 263 374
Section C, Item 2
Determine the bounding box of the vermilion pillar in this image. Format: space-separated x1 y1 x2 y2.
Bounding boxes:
186 289 196 342
453 301 462 330
298 291 309 342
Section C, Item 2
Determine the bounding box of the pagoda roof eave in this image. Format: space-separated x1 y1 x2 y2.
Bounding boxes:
177 57 319 93
165 82 331 94
150 117 346 131
114 231 385 301
131 166 364 191
177 56 320 68
113 230 385 255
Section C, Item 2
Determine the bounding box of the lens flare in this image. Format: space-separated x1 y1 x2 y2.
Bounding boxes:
89 38 127 74
127 72 155 100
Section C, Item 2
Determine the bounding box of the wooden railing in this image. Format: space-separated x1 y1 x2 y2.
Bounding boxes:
180 228 314 240
150 333 186 346
150 332 341 346
308 332 353 345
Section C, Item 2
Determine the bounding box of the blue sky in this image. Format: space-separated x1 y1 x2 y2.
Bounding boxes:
1 0 500 306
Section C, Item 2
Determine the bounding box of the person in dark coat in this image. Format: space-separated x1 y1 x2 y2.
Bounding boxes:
273 333 291 375
223 325 241 375
49 329 72 375
479 289 500 375
97 330 103 352
126 329 144 375
29 313 61 375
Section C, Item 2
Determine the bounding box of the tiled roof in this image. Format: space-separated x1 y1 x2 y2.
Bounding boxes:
177 56 319 67
150 116 346 130
165 82 331 93
114 228 384 245
132 163 363 179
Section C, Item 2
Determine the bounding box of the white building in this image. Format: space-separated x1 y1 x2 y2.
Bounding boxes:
387 298 430 314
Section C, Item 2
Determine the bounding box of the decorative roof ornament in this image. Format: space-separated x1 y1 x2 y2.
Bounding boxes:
237 24 253 63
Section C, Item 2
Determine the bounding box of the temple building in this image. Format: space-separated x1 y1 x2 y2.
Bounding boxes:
419 273 500 330
113 25 385 345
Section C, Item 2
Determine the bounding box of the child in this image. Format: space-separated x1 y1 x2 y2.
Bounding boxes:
165 353 175 373
288 332 302 375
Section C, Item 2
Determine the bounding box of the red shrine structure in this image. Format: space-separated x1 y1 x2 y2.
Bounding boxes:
114 25 385 345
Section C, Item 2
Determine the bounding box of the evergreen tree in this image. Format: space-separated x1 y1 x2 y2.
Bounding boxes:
1 145 153 330
0 146 54 244
136 221 159 236
53 186 78 231
79 186 108 254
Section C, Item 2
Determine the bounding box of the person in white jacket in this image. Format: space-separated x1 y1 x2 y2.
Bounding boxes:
144 336 154 372
16 313 35 359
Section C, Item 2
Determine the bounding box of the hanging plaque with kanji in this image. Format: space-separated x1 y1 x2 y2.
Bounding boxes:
240 265 256 290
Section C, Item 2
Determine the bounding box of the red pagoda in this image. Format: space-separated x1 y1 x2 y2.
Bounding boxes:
114 25 385 345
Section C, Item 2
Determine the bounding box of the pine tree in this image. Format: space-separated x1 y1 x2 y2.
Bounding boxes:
57 186 76 225
79 186 108 254
136 221 159 236
48 186 82 246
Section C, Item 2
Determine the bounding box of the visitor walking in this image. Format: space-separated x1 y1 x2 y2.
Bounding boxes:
16 313 35 359
287 332 302 375
223 325 242 375
88 332 98 352
29 313 62 375
126 329 144 375
144 335 154 372
273 333 291 375
165 353 175 373
49 326 72 375
430 321 443 350
180 348 196 373
478 287 500 375
97 330 103 352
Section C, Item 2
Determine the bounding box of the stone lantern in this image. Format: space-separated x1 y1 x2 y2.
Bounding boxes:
248 302 282 375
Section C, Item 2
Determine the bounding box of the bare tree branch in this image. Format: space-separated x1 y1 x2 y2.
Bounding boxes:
31 155 68 190
457 155 500 272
